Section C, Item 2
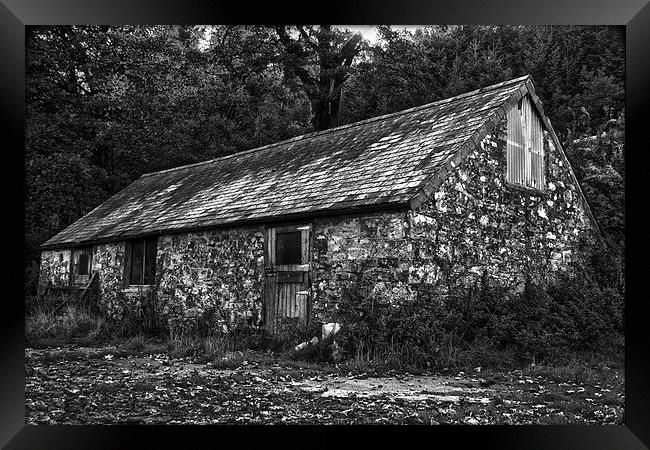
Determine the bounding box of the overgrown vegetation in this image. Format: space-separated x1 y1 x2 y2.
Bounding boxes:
26 304 108 346
27 246 623 373
25 299 331 365
333 244 623 373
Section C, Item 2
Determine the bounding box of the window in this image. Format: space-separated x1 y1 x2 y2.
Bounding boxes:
275 231 302 265
73 248 92 280
128 236 157 285
506 96 545 189
78 253 89 275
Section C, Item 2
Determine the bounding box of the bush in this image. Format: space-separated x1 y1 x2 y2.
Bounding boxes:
122 335 147 353
334 247 623 371
290 334 337 364
108 286 166 338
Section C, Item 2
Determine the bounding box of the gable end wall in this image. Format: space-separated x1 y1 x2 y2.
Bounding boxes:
409 114 597 292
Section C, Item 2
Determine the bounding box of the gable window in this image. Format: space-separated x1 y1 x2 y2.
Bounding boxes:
506 96 545 190
128 236 157 285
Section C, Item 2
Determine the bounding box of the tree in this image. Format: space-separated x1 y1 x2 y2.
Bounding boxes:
24 25 312 293
274 25 364 130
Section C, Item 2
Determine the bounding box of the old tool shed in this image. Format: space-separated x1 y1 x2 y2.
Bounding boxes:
39 75 600 332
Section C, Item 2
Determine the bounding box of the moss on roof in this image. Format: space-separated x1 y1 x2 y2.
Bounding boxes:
44 76 536 248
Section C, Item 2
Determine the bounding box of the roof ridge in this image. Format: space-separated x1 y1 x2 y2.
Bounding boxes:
141 75 531 178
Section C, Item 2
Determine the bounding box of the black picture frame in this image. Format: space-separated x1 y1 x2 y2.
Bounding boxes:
3 0 648 448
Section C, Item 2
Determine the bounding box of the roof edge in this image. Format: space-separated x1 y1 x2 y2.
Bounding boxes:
40 176 151 249
537 109 604 241
39 200 411 251
520 78 602 240
408 81 526 210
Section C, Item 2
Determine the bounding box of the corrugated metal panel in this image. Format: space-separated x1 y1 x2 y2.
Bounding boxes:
507 101 525 185
507 96 545 189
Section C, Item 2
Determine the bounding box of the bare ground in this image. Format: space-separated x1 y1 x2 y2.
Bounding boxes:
25 346 624 425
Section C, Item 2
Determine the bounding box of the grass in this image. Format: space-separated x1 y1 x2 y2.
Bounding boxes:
25 302 169 356
522 350 623 385
25 302 624 384
25 305 109 346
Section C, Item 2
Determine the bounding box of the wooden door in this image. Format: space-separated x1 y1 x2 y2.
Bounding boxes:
264 224 311 333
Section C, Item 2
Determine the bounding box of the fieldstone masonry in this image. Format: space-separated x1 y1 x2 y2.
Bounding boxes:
155 228 265 331
91 242 127 319
39 249 71 287
311 212 415 321
408 118 595 295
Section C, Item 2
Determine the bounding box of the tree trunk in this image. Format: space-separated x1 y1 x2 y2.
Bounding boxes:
274 26 362 131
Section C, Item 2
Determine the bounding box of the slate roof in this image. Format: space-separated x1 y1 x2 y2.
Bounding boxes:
44 75 592 249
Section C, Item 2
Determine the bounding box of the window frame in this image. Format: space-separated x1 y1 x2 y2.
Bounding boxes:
265 224 311 272
125 236 158 286
70 247 93 286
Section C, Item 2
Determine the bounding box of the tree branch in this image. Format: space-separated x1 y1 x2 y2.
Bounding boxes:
297 26 318 50
340 33 363 68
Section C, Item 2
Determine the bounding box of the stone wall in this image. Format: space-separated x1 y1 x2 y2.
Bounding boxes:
38 228 266 331
156 227 265 332
39 249 71 289
91 242 128 318
311 212 415 323
409 116 596 295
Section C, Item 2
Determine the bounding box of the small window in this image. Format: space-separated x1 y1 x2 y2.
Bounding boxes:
275 231 302 265
506 96 545 189
128 236 157 285
73 248 92 279
78 253 89 275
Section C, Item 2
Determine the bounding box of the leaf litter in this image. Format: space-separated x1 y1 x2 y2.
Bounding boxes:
25 347 624 425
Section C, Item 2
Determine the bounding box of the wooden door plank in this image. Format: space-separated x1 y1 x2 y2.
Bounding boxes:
265 224 313 331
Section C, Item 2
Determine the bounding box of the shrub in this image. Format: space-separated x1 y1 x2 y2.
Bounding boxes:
110 286 166 338
291 334 336 364
122 335 147 353
333 246 623 370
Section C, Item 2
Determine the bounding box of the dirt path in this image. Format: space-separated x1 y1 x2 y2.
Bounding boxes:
25 347 624 425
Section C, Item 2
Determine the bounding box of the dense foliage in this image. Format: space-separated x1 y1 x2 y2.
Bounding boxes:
25 25 624 300
335 244 624 370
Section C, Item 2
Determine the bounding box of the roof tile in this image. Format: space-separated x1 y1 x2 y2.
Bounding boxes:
43 76 530 247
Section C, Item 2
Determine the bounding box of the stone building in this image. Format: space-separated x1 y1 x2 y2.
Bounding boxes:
39 75 600 334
